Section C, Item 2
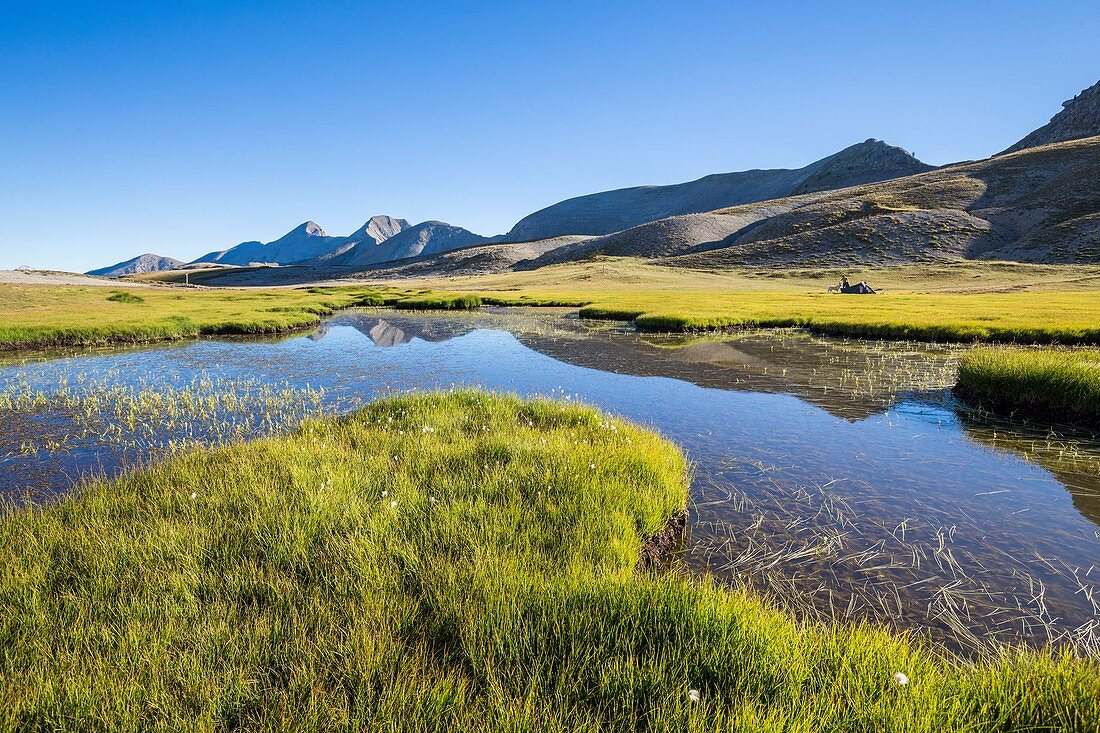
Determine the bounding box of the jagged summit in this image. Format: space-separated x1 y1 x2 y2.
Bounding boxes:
350 215 410 245
298 221 327 237
326 220 487 268
181 214 481 269
1002 79 1100 154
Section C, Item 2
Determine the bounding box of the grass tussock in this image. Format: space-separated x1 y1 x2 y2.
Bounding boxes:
957 347 1100 427
105 291 145 304
1 391 1096 731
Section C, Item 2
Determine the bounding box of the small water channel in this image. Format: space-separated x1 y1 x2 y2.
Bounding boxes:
2 308 1098 655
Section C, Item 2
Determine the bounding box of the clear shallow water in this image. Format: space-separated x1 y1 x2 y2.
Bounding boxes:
2 308 1099 655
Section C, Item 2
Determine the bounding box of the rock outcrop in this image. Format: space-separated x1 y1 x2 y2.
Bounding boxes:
1002 79 1100 154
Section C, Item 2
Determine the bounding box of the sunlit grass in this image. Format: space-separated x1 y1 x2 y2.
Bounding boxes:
0 285 387 350
1 391 1096 730
0 371 329 459
394 292 482 310
958 348 1100 426
371 259 1100 343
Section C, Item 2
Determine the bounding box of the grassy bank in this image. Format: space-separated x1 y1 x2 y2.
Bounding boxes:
9 261 1100 352
1 391 1096 731
572 290 1100 342
957 348 1100 427
396 260 1100 343
0 285 387 351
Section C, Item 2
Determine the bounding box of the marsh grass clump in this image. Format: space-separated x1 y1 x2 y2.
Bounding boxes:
1 391 1097 730
957 347 1100 427
0 372 330 456
105 291 145 304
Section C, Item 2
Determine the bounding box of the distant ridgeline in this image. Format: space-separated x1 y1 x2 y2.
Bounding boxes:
87 78 1100 277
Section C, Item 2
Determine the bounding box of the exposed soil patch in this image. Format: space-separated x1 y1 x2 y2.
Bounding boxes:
637 511 687 571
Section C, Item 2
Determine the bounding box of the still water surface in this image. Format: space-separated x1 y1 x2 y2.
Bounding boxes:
3 308 1098 654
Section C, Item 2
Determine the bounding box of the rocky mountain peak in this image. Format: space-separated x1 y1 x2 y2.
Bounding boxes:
1002 79 1100 154
790 139 933 195
354 215 409 245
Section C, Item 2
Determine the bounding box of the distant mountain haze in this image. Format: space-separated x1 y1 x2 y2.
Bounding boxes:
191 219 382 266
325 221 487 269
86 253 185 277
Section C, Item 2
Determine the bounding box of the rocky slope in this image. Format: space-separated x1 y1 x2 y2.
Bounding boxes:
384 133 1100 275
1002 79 1100 154
86 253 184 277
501 139 932 242
324 221 487 269
660 135 1100 268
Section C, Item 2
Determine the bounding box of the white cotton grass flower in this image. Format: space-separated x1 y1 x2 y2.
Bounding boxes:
381 490 388 498
389 500 398 509
190 492 197 500
687 688 700 703
893 672 909 686
589 463 596 469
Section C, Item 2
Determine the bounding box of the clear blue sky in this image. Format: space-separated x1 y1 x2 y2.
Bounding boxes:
2 0 1098 272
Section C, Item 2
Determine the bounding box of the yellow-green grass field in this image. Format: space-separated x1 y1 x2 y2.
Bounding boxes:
0 285 390 351
6 260 1100 350
1 391 1096 731
387 260 1100 343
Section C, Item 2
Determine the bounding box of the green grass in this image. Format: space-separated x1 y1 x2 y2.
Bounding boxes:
1 391 1096 731
393 292 482 310
957 348 1100 427
104 291 145 304
0 285 389 351
9 261 1100 352
576 291 1100 342
377 259 1100 343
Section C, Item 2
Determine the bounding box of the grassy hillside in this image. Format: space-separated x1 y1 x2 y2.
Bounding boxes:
663 136 1100 267
396 136 1100 274
2 392 1096 731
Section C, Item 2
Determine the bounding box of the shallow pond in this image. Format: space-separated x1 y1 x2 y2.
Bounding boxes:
3 308 1099 655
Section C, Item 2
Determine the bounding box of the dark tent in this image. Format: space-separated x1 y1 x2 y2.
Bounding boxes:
839 282 876 294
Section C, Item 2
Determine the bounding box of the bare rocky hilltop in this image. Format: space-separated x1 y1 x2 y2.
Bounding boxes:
86 253 185 277
1002 79 1100 154
500 139 933 242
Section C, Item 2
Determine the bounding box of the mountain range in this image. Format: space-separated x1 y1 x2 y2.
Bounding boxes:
86 78 1100 278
